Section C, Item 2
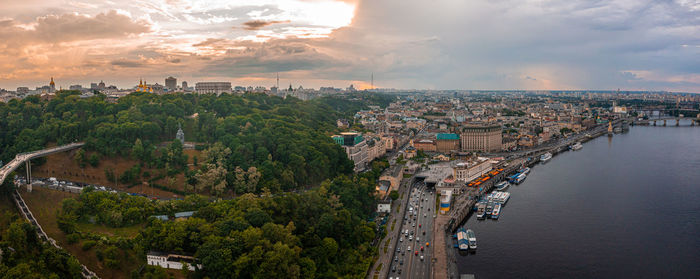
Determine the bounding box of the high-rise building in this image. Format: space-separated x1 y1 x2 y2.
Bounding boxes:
165 76 177 91
195 82 231 95
460 124 502 152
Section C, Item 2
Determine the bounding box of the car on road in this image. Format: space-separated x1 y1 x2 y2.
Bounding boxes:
417 237 420 242
394 256 398 262
407 246 411 251
415 251 418 255
420 255 424 261
399 237 403 242
392 265 396 272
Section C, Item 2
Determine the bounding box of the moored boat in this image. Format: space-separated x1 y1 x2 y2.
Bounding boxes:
540 152 552 163
476 202 486 219
466 229 477 249
571 142 582 151
485 201 494 216
491 203 501 219
456 228 469 250
500 192 510 204
495 181 510 191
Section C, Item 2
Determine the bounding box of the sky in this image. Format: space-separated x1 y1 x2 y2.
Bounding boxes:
0 0 698 92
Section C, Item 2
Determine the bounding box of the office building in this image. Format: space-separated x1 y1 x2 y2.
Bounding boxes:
195 82 231 95
460 124 502 152
165 76 177 91
332 132 368 172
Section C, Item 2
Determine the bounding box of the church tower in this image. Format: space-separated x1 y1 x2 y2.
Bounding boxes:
49 77 56 92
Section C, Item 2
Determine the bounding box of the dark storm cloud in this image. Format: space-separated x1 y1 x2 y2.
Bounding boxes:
241 20 291 30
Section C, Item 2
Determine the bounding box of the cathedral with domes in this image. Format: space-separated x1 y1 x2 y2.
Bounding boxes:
136 79 154 93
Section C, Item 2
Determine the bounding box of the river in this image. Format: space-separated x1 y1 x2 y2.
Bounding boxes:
457 121 700 278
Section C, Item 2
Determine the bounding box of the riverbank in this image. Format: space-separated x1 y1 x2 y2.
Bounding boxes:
442 121 615 278
455 121 700 278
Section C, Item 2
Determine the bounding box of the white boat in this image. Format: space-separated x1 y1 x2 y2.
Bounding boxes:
491 203 501 219
495 181 510 191
519 167 531 175
466 229 477 249
571 142 582 151
540 152 552 163
500 192 510 204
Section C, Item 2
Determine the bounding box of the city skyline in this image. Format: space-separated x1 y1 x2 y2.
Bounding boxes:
0 0 698 92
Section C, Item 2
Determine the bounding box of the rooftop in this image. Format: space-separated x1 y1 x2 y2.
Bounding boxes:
436 133 459 140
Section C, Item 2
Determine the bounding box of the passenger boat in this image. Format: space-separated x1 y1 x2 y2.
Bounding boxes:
514 173 527 184
571 142 582 151
495 181 510 191
540 152 552 163
466 229 477 249
519 167 531 175
476 203 486 219
491 203 501 219
456 228 469 250
499 192 510 204
485 201 494 216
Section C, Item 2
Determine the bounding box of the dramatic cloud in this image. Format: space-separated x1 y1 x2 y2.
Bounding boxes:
0 0 697 92
242 20 290 30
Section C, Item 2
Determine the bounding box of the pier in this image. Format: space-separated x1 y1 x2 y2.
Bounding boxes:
436 121 616 278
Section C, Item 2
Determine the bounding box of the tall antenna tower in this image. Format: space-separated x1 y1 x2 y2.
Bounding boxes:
276 72 279 89
371 72 374 90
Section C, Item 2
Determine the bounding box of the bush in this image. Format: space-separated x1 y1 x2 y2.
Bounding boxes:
66 233 80 244
57 213 77 234
82 240 97 251
389 190 399 200
89 153 99 167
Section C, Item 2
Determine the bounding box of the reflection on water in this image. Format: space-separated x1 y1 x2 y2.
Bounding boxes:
457 123 700 279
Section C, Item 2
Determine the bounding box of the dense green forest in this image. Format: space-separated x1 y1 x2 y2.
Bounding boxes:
54 159 389 278
0 91 393 195
0 91 395 278
0 204 84 279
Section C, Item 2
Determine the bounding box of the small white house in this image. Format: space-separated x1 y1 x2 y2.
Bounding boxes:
147 251 201 271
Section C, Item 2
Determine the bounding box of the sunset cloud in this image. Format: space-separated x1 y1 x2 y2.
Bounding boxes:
242 20 291 30
0 0 697 92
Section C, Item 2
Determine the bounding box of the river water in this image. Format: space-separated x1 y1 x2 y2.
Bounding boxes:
457 121 700 278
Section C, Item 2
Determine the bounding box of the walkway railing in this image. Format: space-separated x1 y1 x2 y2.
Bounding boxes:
12 189 99 278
